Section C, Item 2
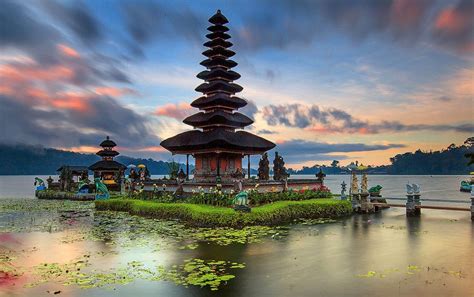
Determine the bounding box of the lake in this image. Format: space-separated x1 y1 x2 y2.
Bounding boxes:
1 175 471 204
1 175 473 297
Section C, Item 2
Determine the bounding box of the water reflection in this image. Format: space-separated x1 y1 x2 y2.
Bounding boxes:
0 202 473 297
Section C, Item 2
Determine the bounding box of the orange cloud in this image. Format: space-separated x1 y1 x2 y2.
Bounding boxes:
58 146 98 153
51 93 91 112
94 86 136 97
57 44 80 58
129 146 167 152
154 103 193 119
0 64 74 83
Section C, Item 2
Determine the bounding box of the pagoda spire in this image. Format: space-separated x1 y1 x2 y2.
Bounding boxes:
184 9 253 130
161 10 275 163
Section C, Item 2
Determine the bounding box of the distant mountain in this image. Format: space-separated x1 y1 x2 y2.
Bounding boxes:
0 144 192 175
288 141 473 175
0 140 472 175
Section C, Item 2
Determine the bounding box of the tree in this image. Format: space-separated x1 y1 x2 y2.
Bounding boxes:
330 160 339 168
464 137 474 166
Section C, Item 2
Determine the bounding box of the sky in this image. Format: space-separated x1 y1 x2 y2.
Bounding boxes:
0 0 473 169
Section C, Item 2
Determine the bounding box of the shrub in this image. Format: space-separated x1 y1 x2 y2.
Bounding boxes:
95 198 351 228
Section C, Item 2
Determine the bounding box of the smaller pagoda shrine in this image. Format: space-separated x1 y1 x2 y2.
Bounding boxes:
89 136 126 189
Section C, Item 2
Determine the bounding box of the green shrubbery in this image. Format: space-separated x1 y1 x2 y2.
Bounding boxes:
95 198 351 227
124 185 332 207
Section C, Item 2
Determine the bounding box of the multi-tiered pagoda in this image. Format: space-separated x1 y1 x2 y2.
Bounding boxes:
161 10 275 182
89 136 126 187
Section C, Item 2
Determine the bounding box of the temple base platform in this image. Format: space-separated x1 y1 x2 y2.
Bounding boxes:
140 178 324 193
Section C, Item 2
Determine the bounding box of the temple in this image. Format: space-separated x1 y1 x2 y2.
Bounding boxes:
89 136 126 188
161 10 275 182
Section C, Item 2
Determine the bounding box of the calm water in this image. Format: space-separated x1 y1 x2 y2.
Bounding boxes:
0 200 472 297
1 175 471 204
0 175 473 297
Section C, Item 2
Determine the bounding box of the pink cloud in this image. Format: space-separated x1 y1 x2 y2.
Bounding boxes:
94 86 137 97
154 102 193 119
57 44 80 58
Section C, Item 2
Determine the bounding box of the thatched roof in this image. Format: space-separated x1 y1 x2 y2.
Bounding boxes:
88 160 126 171
191 94 247 110
209 10 228 25
160 128 275 155
183 110 253 128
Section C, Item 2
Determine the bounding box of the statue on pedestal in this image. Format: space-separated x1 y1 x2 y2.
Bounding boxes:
350 172 359 195
316 168 326 183
233 191 250 212
177 169 186 182
361 173 368 193
257 152 270 180
341 181 347 200
231 168 244 192
273 152 289 181
46 176 53 188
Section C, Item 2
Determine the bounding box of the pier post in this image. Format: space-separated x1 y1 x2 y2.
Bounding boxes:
413 184 421 216
406 184 416 217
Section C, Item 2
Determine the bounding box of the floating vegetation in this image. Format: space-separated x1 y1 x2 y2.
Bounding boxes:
155 258 245 291
356 265 468 280
192 226 288 246
296 218 337 225
380 224 407 230
0 249 25 283
25 256 245 291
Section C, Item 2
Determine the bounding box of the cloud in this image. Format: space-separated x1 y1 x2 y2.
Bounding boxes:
240 99 259 119
154 103 193 120
258 129 277 135
41 0 102 44
0 94 159 149
262 103 473 134
121 1 205 55
268 139 405 163
228 0 473 55
0 0 61 64
432 0 474 53
233 0 432 51
0 1 158 152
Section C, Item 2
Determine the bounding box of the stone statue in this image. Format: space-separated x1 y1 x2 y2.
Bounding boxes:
233 191 250 212
316 168 326 183
273 152 289 181
341 181 347 200
361 173 368 193
177 169 186 181
94 178 110 200
231 168 244 192
351 172 359 195
412 184 420 194
59 167 73 192
257 152 270 180
34 177 46 191
46 176 53 188
129 168 138 182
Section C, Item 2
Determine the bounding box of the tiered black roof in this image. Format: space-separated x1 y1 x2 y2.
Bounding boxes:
100 136 116 148
89 136 125 171
160 10 275 155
